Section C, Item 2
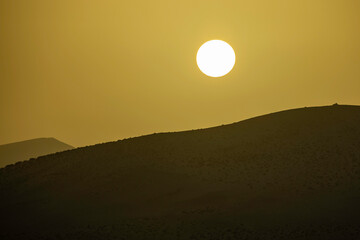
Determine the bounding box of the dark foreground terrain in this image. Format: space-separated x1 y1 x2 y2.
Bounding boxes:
1 105 360 239
0 138 74 168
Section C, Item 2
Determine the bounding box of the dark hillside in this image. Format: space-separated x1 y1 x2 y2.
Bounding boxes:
0 138 74 168
1 105 360 239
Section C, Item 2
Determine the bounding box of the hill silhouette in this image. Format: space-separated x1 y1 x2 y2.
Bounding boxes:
1 105 360 239
0 138 74 168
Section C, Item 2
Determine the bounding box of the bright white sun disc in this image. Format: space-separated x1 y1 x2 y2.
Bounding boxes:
196 40 236 77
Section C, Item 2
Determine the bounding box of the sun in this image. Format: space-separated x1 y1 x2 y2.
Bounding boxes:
196 40 236 78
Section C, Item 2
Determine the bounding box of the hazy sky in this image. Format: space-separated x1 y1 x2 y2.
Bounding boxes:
1 0 360 147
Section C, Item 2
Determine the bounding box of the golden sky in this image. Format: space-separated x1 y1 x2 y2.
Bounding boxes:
1 0 360 147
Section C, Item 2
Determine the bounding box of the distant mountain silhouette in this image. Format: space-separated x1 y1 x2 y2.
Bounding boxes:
1 105 360 239
0 138 74 168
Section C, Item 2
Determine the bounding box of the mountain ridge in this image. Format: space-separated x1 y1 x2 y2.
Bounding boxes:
0 137 74 168
1 104 360 239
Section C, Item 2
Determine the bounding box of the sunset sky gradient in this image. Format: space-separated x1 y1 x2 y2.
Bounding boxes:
1 0 360 146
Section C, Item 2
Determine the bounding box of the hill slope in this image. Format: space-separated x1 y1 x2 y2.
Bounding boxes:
1 105 360 239
0 138 74 168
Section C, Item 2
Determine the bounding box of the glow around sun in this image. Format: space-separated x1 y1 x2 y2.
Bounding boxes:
196 40 236 78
